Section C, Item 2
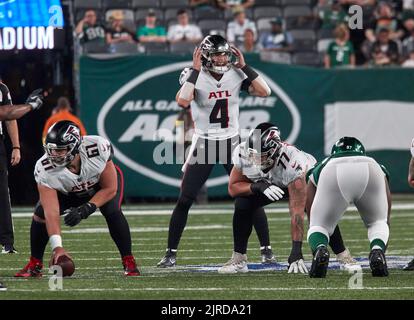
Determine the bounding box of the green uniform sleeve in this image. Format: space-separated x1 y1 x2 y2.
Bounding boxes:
380 164 390 182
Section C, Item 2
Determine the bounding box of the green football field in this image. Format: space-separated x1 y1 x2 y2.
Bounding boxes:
1 200 414 300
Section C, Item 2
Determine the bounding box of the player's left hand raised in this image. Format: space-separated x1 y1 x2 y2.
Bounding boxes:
231 46 246 69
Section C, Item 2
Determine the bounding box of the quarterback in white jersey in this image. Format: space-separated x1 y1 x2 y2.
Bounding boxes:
15 121 140 278
157 34 273 268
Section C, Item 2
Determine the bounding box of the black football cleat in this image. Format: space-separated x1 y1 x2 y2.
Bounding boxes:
260 247 276 264
1 244 18 254
369 249 388 277
157 249 177 268
0 282 6 291
309 245 330 278
403 258 414 271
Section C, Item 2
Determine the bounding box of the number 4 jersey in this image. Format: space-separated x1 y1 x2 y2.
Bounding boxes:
233 141 317 188
189 66 250 140
34 136 113 197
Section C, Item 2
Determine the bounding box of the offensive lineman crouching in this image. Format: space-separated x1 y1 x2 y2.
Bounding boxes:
15 121 140 277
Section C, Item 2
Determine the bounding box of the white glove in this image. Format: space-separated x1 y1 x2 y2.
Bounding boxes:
179 67 192 85
288 259 308 274
262 185 284 201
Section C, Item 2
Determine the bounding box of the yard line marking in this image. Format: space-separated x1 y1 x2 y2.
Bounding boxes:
10 203 414 218
62 225 230 234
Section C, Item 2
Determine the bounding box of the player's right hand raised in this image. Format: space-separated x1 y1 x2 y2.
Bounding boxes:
26 88 44 110
250 180 284 201
192 46 202 71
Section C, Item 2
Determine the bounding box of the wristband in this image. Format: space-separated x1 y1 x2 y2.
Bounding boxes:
50 234 62 250
12 147 20 150
241 64 259 81
186 69 200 84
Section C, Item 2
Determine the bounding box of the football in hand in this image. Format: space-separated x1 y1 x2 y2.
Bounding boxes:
54 255 75 277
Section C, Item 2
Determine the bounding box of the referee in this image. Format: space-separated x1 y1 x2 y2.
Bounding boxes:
0 81 43 291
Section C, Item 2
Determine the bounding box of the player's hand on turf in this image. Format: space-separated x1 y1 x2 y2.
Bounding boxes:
49 247 72 266
250 181 284 201
231 46 246 68
192 46 202 71
26 88 44 110
288 259 308 274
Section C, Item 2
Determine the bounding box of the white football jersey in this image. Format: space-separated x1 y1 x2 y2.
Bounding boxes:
233 141 317 188
184 66 249 140
411 138 414 157
34 136 113 197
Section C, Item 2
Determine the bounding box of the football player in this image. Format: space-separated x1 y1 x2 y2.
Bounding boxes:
15 121 140 277
403 138 414 271
218 123 355 274
0 88 43 120
307 137 391 278
157 35 275 267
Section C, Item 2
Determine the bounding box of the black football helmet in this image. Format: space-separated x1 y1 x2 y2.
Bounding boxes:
44 120 82 167
199 35 233 74
247 122 282 171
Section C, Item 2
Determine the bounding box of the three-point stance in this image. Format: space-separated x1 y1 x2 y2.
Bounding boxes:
307 137 391 278
16 121 140 277
157 35 274 267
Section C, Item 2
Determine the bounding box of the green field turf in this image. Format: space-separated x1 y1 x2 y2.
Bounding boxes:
0 201 413 300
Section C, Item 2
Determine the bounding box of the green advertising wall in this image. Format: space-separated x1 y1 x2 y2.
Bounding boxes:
79 54 414 197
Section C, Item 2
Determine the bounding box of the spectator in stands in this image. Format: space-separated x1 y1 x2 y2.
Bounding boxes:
324 24 355 68
318 0 349 29
239 28 259 53
167 9 202 44
189 0 216 10
258 17 294 52
42 97 87 143
217 0 255 11
365 2 404 43
137 9 167 43
75 10 106 44
106 10 135 45
338 0 376 6
369 27 400 66
226 7 257 46
402 49 414 67
402 0 414 33
403 27 414 57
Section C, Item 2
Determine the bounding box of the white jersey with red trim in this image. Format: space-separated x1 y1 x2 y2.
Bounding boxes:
34 135 113 197
233 141 317 188
188 66 248 140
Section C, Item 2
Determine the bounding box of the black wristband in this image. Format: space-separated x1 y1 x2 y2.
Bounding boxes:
187 69 200 85
80 202 97 219
241 64 259 81
250 181 270 194
288 241 303 263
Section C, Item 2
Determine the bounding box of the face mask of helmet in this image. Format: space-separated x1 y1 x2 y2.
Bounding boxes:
247 141 281 171
44 143 77 167
207 51 232 74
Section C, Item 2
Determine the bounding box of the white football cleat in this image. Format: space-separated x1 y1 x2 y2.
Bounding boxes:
336 248 359 271
218 252 248 274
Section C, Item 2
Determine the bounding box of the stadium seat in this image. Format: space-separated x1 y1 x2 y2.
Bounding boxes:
253 6 282 20
105 9 134 22
198 19 227 37
74 0 102 10
143 42 169 54
164 8 194 24
160 0 189 8
132 0 160 8
255 0 281 6
135 8 164 23
280 0 312 6
317 38 333 53
108 42 138 54
292 52 321 66
82 42 109 54
283 5 312 17
193 8 224 21
224 8 253 21
292 38 316 52
260 51 291 64
290 29 316 40
102 0 131 10
318 28 334 39
170 42 197 54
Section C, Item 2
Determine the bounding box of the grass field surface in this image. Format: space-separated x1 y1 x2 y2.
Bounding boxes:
0 201 413 300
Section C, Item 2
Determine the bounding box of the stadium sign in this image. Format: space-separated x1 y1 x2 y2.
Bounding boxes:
0 26 55 50
97 61 300 188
